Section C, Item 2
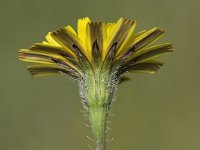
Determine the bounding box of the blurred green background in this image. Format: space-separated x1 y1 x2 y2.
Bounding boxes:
0 0 200 149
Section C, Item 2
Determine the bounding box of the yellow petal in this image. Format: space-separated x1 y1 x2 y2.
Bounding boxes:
102 18 123 60
131 27 164 51
87 22 104 59
115 30 147 59
77 17 91 53
27 64 79 78
46 32 61 47
50 26 86 58
19 49 79 72
29 43 77 61
103 18 136 61
116 20 137 56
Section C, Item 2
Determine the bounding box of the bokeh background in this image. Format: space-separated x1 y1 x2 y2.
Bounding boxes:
0 0 200 149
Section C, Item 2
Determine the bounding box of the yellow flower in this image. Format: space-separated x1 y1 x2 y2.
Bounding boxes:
19 17 172 80
18 17 172 150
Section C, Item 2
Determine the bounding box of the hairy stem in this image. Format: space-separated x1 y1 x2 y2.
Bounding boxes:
81 66 115 150
88 106 108 150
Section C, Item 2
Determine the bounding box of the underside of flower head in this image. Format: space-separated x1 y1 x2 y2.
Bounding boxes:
19 17 172 82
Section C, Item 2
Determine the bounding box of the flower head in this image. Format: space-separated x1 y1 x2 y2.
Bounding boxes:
19 17 172 80
19 17 172 149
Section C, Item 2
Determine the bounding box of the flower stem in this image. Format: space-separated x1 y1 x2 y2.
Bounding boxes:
82 67 114 150
88 106 108 150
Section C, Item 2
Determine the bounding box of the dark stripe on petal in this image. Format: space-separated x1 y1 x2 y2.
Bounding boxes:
27 65 79 79
51 27 86 57
29 43 80 68
19 50 81 75
91 40 101 66
104 42 117 62
72 44 94 74
129 43 173 64
50 57 82 78
117 60 164 75
89 22 103 55
30 43 77 60
107 19 136 54
120 28 165 60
